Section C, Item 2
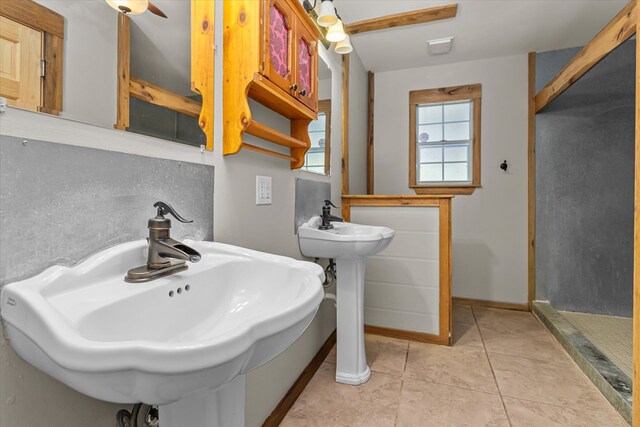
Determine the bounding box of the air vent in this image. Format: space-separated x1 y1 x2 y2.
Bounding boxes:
427 37 453 55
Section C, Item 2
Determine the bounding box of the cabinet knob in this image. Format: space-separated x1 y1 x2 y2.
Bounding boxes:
290 83 298 91
299 89 307 97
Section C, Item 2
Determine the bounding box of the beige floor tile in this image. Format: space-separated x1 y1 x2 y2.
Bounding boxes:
405 341 498 393
479 321 574 365
283 307 626 426
452 321 485 351
490 354 613 412
325 334 409 377
364 335 409 377
326 343 336 363
453 304 476 324
473 306 545 332
396 378 510 427
504 396 628 427
281 363 402 427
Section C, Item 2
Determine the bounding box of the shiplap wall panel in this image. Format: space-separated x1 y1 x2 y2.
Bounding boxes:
351 206 440 335
365 282 440 314
365 308 440 334
350 206 439 232
366 258 439 287
379 231 439 259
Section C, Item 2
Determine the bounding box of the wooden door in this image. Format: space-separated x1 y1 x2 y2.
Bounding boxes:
293 22 317 112
0 16 43 112
264 0 295 94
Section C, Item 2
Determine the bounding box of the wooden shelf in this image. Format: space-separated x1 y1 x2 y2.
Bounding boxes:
249 74 317 121
242 143 295 161
245 120 307 148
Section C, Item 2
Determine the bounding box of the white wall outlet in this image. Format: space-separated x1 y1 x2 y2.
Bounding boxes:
256 175 272 205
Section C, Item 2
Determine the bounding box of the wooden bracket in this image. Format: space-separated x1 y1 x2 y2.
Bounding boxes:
345 4 457 35
535 0 636 113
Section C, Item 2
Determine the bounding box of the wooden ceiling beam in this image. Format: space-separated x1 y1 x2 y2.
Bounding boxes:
344 4 457 35
534 0 636 113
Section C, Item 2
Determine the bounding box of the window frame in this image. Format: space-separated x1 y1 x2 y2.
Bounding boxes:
409 84 482 195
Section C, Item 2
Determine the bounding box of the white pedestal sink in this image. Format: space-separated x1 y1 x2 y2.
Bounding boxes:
298 216 394 385
1 240 324 427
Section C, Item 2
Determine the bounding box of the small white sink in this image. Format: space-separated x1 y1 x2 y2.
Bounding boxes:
298 215 394 259
297 215 395 386
1 239 324 425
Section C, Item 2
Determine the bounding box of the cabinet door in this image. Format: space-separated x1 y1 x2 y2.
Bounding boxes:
0 16 43 112
264 0 295 94
293 23 317 112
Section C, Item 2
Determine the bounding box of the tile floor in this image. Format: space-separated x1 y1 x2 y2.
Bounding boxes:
281 305 628 427
561 310 632 378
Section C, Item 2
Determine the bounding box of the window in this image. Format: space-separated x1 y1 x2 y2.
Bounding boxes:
302 99 331 175
409 84 481 195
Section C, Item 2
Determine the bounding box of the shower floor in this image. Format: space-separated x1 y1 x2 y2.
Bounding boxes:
560 310 632 378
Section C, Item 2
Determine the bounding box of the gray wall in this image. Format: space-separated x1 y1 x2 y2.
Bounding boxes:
535 40 635 316
294 178 331 234
128 97 207 148
0 136 214 286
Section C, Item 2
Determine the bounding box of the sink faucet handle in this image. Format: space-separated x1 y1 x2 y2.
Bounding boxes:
153 201 193 223
324 200 338 209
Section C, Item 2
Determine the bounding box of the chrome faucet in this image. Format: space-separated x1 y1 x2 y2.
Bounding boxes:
319 200 344 230
125 201 201 283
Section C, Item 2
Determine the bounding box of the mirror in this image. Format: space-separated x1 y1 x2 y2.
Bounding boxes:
302 56 331 175
126 1 205 147
0 0 208 148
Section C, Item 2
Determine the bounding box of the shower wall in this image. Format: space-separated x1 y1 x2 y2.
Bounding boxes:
535 40 635 317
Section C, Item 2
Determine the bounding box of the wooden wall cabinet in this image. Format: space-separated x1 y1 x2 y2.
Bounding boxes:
224 0 321 168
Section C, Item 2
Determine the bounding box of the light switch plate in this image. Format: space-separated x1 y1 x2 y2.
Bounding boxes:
256 175 272 205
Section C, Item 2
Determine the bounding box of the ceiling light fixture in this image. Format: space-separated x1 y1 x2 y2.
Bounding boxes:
106 0 148 15
303 0 350 55
317 0 339 28
326 20 347 43
427 37 453 55
335 35 353 54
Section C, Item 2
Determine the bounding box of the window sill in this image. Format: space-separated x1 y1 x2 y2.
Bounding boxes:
411 185 480 196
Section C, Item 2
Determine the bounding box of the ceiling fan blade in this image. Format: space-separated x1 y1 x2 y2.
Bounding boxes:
147 2 168 18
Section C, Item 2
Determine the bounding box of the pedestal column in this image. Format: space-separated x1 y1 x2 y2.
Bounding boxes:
335 257 370 385
158 374 245 427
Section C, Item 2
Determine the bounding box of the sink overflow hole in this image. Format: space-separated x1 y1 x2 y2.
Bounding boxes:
168 285 191 297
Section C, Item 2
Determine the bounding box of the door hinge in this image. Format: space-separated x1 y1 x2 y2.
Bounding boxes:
40 59 46 78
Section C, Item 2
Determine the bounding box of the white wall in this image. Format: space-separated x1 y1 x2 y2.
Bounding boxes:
348 50 368 195
130 2 193 96
374 54 528 304
0 2 341 426
318 77 332 100
35 1 117 129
